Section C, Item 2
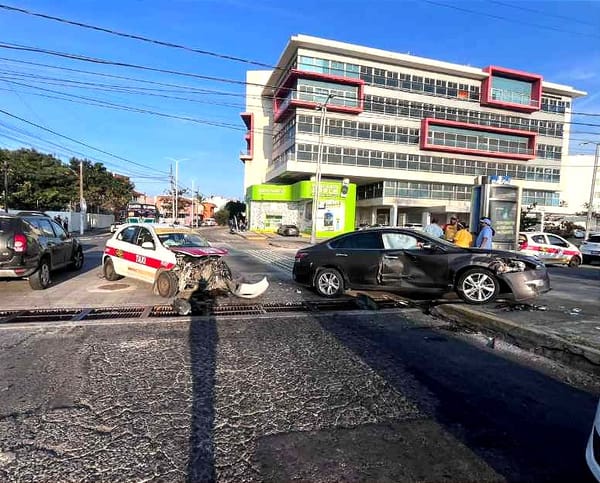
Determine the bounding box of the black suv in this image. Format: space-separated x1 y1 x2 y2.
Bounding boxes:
0 213 84 289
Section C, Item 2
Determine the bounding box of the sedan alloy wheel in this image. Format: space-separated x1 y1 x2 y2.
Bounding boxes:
457 268 499 304
315 268 344 297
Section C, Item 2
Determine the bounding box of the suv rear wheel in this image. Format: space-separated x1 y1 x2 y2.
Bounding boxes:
29 258 51 290
69 248 84 271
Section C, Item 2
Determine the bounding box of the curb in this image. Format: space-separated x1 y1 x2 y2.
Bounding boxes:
432 304 600 376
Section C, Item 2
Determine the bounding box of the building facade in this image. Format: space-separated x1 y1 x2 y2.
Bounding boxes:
240 35 585 232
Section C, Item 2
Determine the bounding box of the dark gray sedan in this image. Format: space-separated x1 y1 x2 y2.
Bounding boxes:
277 224 300 237
293 228 550 304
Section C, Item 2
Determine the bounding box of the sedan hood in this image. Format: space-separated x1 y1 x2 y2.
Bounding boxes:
169 246 228 257
467 247 541 264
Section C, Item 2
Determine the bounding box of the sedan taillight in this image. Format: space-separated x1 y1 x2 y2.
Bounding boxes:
295 252 309 261
13 233 27 253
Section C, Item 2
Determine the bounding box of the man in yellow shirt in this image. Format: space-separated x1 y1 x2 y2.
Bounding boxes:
454 222 473 248
443 216 458 242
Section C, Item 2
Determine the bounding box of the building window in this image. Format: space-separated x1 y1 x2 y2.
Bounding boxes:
491 76 534 107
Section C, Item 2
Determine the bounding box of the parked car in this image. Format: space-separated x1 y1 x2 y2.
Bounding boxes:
517 232 582 267
574 229 586 239
201 218 217 227
0 212 84 289
102 223 268 299
580 234 600 265
110 220 125 233
276 224 300 237
293 227 549 304
586 398 600 482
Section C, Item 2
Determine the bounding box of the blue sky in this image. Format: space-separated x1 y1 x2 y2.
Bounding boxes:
0 0 599 199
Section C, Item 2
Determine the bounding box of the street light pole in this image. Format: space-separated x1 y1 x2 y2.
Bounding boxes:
580 142 600 239
310 93 335 245
586 143 599 239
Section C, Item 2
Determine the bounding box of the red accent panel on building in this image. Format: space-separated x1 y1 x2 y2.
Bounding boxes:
480 65 543 113
273 69 364 123
240 112 253 161
420 118 537 160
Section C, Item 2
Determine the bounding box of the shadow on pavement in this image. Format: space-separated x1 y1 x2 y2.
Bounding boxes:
187 318 217 483
318 313 597 483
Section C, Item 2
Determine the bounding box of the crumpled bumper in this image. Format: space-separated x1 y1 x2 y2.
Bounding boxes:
499 268 551 301
230 276 269 299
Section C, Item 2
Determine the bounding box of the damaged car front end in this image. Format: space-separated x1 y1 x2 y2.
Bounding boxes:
486 255 550 301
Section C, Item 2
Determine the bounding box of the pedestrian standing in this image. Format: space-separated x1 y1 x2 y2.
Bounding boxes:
443 216 458 242
62 217 69 232
424 217 444 238
454 222 473 248
475 218 495 249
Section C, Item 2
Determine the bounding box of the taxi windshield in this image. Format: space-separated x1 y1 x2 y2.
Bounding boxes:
158 232 210 248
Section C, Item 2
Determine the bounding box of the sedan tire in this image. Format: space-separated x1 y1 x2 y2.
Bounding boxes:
102 257 123 281
568 256 581 268
314 268 344 298
456 268 500 305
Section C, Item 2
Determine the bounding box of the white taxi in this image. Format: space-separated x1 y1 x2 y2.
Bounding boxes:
102 224 228 297
518 232 582 267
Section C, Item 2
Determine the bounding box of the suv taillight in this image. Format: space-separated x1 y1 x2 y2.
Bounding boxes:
13 233 27 253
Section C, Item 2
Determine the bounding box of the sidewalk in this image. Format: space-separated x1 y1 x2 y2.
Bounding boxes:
432 292 600 375
234 230 314 249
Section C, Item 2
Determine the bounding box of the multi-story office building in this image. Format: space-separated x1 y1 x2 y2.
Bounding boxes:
240 35 585 234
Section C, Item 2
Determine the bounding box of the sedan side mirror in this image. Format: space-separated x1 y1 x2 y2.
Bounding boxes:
141 241 155 250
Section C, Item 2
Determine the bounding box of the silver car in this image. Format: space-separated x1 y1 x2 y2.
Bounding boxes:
580 234 600 265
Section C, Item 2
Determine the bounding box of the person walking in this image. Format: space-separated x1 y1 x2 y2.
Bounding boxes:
62 217 69 233
443 216 458 242
475 218 495 249
424 217 443 238
454 222 473 248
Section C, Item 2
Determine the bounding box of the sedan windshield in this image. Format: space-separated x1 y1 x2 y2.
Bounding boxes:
158 232 210 248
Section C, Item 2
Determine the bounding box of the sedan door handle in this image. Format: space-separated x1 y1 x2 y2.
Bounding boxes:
335 253 348 257
384 255 398 259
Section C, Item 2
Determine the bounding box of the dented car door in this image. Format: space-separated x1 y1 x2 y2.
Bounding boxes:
379 231 449 289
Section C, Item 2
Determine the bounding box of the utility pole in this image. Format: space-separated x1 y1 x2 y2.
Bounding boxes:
79 160 84 235
3 157 8 213
310 93 335 245
170 164 174 223
166 158 187 225
191 179 195 228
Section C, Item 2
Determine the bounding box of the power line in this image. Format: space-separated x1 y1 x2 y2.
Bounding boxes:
0 3 280 70
486 1 598 28
422 0 600 39
0 79 254 131
0 41 276 90
0 108 170 175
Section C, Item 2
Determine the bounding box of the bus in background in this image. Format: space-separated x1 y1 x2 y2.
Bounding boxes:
125 203 159 224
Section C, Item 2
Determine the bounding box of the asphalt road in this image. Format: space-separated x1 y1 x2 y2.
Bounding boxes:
0 311 597 482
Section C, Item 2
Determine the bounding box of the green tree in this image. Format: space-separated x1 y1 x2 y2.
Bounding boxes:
1 148 135 212
214 208 229 226
224 200 246 219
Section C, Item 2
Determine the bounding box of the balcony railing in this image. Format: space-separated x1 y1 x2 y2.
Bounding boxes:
427 136 534 155
491 87 539 108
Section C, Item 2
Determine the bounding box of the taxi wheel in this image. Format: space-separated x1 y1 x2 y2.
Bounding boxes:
156 271 178 298
103 257 122 281
568 256 581 268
